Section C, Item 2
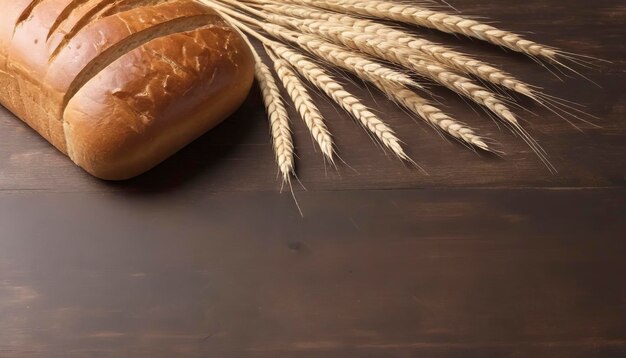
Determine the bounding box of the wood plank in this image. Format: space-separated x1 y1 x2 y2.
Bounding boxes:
0 0 624 191
0 188 624 357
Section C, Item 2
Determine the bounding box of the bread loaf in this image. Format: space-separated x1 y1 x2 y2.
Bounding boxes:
0 0 255 180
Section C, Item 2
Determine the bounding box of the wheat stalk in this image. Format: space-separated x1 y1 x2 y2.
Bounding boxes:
259 3 537 99
282 0 561 63
266 48 335 162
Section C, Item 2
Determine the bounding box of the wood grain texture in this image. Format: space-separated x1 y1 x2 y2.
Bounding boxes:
0 0 625 357
0 189 624 357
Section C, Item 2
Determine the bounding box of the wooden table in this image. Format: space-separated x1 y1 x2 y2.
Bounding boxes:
1 1 624 357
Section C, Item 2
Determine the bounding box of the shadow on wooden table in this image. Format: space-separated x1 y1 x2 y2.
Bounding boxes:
103 90 262 194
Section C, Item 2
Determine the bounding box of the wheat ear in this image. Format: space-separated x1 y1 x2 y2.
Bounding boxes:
265 15 557 167
260 3 537 99
261 24 489 151
253 58 295 183
266 48 335 162
284 0 560 63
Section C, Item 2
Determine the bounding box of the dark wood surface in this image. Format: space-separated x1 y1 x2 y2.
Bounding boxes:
1 0 624 357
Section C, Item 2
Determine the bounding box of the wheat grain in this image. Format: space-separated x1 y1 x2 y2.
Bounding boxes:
284 0 560 62
266 48 335 162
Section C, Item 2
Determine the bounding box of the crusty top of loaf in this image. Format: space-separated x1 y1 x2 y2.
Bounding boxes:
63 19 254 179
9 0 218 112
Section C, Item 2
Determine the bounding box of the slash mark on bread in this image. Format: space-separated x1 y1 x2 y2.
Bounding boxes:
48 0 173 60
14 0 47 35
46 0 94 40
62 15 215 110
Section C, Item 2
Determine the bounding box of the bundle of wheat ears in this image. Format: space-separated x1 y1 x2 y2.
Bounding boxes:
200 0 598 186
